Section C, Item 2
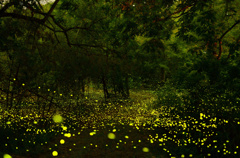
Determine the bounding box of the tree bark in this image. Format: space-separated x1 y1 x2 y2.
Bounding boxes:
102 75 109 100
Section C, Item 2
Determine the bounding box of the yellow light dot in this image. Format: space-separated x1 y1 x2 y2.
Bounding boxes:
60 139 65 144
64 133 71 138
62 126 67 131
142 147 149 152
125 135 129 139
53 114 63 123
108 133 116 139
3 154 12 158
52 151 58 156
90 131 96 136
22 83 25 86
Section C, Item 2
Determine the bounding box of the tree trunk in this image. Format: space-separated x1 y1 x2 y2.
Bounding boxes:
81 79 85 97
102 75 109 100
125 74 130 98
47 96 54 113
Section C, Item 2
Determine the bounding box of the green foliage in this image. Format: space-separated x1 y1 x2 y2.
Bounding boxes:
0 0 240 157
155 51 240 121
155 81 186 110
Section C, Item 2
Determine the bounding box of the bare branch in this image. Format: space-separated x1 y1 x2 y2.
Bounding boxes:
0 1 101 50
0 12 42 23
172 11 188 19
42 23 55 31
42 0 60 24
154 4 194 23
217 19 240 60
219 20 240 42
36 0 44 11
69 43 104 48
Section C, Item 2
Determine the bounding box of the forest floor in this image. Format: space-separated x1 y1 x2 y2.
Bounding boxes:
35 90 167 158
1 90 171 158
2 89 240 158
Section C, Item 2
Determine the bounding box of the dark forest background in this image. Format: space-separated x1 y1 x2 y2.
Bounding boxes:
0 0 240 157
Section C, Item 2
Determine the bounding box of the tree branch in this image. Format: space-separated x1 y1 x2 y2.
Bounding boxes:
154 4 194 23
36 0 44 11
0 12 42 23
69 43 104 48
0 2 14 14
0 1 101 49
42 0 60 24
217 19 240 60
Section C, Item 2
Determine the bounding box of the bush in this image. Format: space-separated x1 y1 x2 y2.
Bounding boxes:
155 55 240 119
